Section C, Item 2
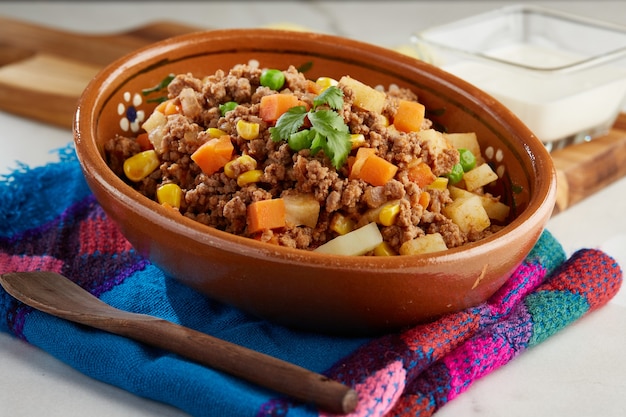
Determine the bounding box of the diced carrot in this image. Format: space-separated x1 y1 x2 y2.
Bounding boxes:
259 94 301 122
348 147 377 180
190 135 234 176
136 132 153 151
357 154 398 186
247 198 286 234
393 99 425 133
306 79 321 95
418 191 431 209
347 155 356 175
407 161 436 187
155 99 180 115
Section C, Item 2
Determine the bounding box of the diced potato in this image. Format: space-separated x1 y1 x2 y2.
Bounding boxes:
329 213 356 235
443 132 485 165
339 76 386 113
418 129 454 159
283 193 320 228
463 163 498 191
142 110 166 133
399 232 448 255
480 196 510 222
141 110 167 152
449 186 510 222
442 195 491 234
448 185 474 200
314 222 383 256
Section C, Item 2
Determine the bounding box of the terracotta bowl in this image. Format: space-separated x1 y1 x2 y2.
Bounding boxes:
73 29 556 334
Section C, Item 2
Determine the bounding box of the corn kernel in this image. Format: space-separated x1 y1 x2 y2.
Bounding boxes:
315 77 338 92
156 183 183 208
236 120 260 140
207 127 227 138
427 177 449 191
329 213 356 235
350 134 366 150
374 242 397 256
224 155 257 178
237 169 263 187
378 202 401 226
123 150 160 182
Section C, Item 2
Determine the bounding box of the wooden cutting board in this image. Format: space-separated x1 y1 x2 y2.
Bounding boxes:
1 16 625 213
0 16 203 127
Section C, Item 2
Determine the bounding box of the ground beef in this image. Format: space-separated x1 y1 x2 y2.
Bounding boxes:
105 64 506 254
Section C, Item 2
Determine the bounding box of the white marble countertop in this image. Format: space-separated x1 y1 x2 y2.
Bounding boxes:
1 1 625 416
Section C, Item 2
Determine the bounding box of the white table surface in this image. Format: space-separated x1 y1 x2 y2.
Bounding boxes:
1 1 625 416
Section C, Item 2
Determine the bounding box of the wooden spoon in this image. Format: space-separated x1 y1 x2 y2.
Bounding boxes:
0 271 358 414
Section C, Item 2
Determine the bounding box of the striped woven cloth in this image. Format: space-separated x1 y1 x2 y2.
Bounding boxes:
1 146 622 417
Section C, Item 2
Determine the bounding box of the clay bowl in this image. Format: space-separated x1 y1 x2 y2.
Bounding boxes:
73 29 556 335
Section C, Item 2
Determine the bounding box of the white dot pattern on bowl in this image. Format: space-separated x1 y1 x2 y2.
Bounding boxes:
484 145 506 178
117 92 145 133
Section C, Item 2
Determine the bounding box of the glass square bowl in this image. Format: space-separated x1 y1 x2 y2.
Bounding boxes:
411 4 626 149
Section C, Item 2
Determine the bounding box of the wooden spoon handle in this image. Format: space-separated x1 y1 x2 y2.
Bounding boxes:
88 314 358 414
0 271 357 414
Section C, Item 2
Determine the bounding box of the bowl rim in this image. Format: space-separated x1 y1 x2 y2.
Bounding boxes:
73 28 557 272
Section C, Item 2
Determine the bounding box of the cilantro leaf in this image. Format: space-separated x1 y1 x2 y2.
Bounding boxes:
313 86 344 110
269 106 307 142
327 133 352 168
142 73 175 96
268 86 352 169
309 128 351 169
308 110 352 168
142 73 176 103
308 109 349 137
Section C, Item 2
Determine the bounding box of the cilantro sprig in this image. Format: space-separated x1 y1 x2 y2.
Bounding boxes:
141 73 176 103
269 86 352 169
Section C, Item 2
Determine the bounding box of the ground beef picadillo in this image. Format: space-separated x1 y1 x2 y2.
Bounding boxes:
105 64 505 254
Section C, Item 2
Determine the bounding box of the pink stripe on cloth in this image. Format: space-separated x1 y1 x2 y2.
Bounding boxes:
400 310 481 360
444 333 516 401
0 253 65 339
0 252 64 275
79 208 134 255
323 360 406 417
485 261 546 318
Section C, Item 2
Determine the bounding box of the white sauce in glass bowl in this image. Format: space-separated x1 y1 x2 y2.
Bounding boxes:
443 43 626 143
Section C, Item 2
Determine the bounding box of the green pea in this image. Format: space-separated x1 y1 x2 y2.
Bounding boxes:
446 163 464 185
458 148 476 172
219 101 237 116
288 130 314 151
260 69 286 91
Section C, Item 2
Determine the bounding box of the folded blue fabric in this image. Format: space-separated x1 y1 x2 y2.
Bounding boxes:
1 146 622 417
